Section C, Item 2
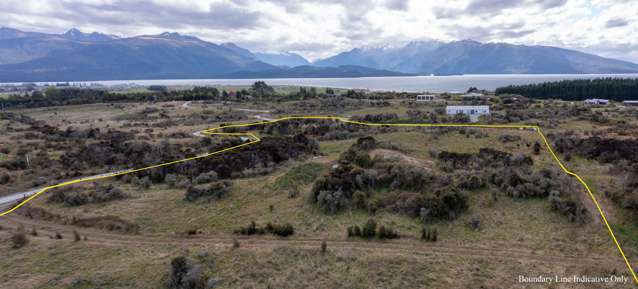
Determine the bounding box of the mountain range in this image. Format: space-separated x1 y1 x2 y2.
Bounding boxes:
315 40 638 74
0 27 404 82
0 27 637 82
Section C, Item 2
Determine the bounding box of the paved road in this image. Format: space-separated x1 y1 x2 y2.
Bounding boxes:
0 188 41 210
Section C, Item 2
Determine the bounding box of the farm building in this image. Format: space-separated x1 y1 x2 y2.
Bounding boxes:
446 105 490 122
623 100 638 107
584 99 609 105
416 94 437 102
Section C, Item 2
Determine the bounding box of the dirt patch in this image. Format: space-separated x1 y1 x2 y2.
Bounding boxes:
15 204 139 234
369 149 434 171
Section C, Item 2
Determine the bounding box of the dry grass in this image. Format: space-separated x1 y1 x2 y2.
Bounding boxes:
3 100 638 288
26 130 621 262
0 228 631 289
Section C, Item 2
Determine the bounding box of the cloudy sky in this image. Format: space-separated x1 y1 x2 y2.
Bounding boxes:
1 0 637 62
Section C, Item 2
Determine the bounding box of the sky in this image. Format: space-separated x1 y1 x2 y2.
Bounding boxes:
0 0 637 62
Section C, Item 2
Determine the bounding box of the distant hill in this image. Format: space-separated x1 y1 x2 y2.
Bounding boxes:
315 40 638 74
253 52 310 67
0 28 400 82
220 42 311 67
315 41 443 73
221 42 310 67
221 65 410 78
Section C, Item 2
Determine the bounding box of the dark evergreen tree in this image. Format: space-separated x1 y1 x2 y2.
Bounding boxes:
495 78 638 101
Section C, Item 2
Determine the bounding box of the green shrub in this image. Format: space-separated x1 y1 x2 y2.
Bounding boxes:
352 191 368 209
234 221 294 237
316 189 349 214
421 227 438 242
354 152 374 168
362 219 377 238
347 220 399 239
377 225 399 239
270 223 294 237
234 221 263 235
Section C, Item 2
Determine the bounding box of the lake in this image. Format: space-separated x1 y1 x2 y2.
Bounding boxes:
13 74 638 93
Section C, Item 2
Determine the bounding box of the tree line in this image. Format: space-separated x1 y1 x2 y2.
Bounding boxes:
495 78 638 101
0 81 284 109
0 86 230 109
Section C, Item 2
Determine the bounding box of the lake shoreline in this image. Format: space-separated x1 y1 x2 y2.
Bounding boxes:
3 74 638 93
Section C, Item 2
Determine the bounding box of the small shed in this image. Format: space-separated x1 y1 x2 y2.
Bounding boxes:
416 94 437 102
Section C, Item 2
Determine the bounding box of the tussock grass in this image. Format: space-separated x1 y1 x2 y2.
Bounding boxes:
272 162 327 191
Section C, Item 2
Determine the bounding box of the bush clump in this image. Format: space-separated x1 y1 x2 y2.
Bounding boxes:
421 226 438 242
194 171 218 184
46 183 128 207
311 137 470 221
165 174 178 187
347 219 399 239
0 173 10 184
234 221 295 237
184 181 232 202
498 134 522 143
11 225 29 249
549 190 588 223
165 256 207 289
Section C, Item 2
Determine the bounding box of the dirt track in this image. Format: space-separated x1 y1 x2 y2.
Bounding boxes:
1 215 623 269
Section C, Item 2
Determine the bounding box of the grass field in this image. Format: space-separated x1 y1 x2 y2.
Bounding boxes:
4 230 622 289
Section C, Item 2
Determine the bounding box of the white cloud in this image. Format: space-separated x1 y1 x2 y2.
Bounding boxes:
0 0 636 62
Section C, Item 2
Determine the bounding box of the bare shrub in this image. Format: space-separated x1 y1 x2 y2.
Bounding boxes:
11 225 28 249
194 171 218 184
166 256 207 289
321 240 327 254
184 181 232 202
232 239 240 249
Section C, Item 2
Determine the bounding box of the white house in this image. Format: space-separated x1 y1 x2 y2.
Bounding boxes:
622 100 638 107
584 98 609 105
446 105 490 122
416 94 437 102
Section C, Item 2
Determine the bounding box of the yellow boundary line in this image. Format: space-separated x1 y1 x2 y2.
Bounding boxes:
0 115 636 285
